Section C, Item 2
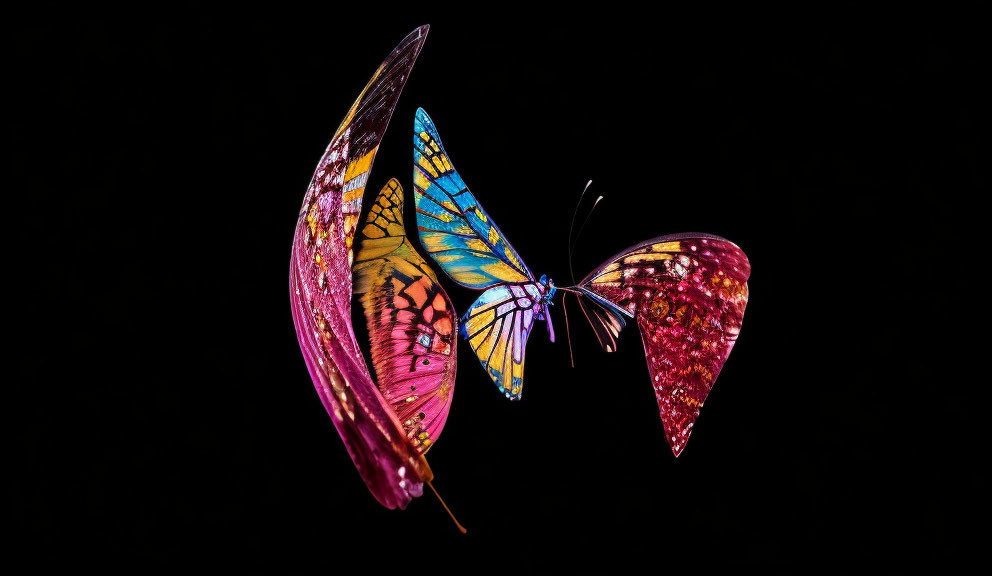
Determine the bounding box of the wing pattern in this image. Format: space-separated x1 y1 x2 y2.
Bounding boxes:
353 179 458 453
580 234 750 456
412 108 533 288
459 283 548 399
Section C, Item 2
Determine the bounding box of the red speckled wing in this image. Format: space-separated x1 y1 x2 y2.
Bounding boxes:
289 26 431 509
579 234 750 456
353 179 458 454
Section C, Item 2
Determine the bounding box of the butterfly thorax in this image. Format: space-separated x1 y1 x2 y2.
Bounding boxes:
538 274 556 303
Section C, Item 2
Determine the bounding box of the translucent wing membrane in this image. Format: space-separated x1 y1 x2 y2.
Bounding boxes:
574 287 628 353
289 27 431 509
412 108 534 288
459 283 549 399
353 179 458 453
579 234 750 456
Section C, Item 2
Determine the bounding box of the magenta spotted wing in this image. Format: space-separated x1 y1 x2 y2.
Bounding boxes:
571 234 750 456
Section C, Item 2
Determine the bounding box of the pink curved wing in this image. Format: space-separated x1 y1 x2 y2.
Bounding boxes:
579 234 750 456
290 26 431 509
353 179 458 453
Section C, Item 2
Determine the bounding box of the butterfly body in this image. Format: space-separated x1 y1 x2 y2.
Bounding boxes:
413 108 554 399
574 233 750 456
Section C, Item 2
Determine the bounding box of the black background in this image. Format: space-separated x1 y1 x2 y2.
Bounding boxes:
11 6 982 568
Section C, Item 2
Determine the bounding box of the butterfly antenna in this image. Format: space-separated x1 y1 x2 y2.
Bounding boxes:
572 195 604 262
428 480 467 534
567 180 594 285
562 293 575 368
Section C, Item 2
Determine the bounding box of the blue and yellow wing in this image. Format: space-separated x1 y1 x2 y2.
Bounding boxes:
413 108 533 289
459 283 547 400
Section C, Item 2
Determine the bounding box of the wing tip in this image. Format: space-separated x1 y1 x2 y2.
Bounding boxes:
414 107 438 137
400 25 430 51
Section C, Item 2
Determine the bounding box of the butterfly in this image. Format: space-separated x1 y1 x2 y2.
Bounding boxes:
412 108 556 400
289 26 433 510
563 225 750 456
